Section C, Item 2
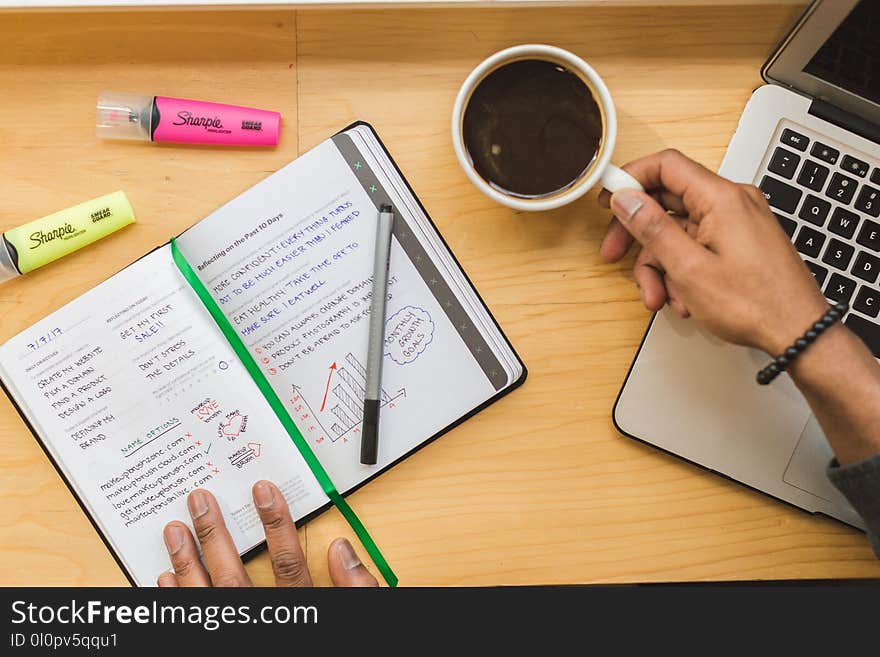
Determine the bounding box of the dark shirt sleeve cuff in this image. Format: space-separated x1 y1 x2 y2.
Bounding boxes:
827 454 880 559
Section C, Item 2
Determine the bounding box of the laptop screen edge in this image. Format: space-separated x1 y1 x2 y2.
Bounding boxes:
762 0 880 127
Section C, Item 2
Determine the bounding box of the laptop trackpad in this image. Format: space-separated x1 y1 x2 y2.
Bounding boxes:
783 414 849 505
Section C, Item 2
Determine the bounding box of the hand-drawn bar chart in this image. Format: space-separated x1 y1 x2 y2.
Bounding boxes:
294 352 405 443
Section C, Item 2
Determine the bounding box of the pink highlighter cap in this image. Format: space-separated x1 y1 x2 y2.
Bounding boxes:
96 91 281 147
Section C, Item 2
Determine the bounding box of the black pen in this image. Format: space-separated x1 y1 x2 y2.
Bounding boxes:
360 204 394 465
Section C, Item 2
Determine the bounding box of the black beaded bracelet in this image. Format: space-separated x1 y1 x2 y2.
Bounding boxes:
756 302 848 385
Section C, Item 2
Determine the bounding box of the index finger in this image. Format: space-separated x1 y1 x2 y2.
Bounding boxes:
187 489 253 587
252 480 312 587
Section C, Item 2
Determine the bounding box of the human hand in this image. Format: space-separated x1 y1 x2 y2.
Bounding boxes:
598 149 828 355
158 481 378 587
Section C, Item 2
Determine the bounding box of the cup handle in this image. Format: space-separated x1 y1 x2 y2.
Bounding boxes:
600 164 644 193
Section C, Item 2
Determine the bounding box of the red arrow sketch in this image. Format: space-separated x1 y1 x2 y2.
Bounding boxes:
319 362 337 412
247 442 262 458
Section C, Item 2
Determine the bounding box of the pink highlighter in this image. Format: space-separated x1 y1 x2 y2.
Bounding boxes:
96 91 281 146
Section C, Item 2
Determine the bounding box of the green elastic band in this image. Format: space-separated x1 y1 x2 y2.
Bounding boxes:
170 238 398 587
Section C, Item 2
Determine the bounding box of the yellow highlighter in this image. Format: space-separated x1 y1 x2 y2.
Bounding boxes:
0 191 135 285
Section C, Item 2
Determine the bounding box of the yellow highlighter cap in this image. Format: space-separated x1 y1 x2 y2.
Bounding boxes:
2 191 135 279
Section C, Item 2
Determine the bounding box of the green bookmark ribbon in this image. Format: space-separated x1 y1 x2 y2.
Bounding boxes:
170 238 398 588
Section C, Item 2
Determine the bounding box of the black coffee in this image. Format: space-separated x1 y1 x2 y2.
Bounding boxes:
462 59 603 198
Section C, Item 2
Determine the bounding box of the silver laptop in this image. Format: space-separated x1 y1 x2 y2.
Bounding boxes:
615 0 879 531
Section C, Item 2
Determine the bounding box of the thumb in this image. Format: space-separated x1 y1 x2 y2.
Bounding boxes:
610 188 704 273
327 538 379 587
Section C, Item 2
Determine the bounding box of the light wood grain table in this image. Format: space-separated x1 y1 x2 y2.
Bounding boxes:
4 2 879 587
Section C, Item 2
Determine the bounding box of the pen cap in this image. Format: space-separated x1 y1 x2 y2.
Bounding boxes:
96 91 155 141
0 238 21 285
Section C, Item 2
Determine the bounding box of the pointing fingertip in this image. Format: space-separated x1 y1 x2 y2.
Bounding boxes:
331 538 362 571
253 481 276 509
157 571 178 587
187 490 210 520
163 523 186 556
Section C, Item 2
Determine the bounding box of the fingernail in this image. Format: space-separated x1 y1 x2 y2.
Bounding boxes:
157 571 176 587
334 539 362 571
188 490 209 520
253 481 275 509
164 524 185 555
611 189 644 223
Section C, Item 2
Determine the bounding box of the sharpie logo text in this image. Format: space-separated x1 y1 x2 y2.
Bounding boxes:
172 111 224 130
30 223 76 249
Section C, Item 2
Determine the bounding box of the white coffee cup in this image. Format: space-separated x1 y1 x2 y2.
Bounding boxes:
451 44 642 212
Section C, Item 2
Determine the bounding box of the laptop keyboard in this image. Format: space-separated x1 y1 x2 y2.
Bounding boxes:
756 122 880 358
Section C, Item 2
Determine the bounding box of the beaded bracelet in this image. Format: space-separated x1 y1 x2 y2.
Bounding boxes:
756 301 848 385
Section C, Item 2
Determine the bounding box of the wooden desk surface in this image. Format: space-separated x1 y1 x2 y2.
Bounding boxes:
5 3 880 587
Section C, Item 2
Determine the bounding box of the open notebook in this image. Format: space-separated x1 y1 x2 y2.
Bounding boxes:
0 123 525 586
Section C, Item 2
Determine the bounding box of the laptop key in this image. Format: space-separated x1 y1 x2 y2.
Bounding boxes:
852 251 880 284
822 239 855 270
768 147 800 179
855 185 880 218
780 128 809 152
826 172 858 204
853 286 880 319
841 154 869 178
760 176 802 214
795 225 826 258
773 213 796 238
811 142 839 165
872 168 880 186
798 194 831 226
796 160 829 192
828 207 860 239
805 261 828 287
825 273 857 304
845 314 880 358
857 219 880 251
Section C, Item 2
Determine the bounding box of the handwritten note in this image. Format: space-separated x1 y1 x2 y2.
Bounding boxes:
0 247 327 586
175 138 506 493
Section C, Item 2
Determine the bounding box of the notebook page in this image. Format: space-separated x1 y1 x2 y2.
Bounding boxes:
0 247 327 586
176 137 511 493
